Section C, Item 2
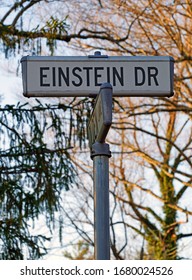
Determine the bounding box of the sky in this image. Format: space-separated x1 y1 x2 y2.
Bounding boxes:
1 0 191 262
0 50 192 260
0 55 23 105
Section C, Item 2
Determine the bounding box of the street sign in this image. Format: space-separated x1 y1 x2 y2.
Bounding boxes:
87 83 112 147
21 54 174 97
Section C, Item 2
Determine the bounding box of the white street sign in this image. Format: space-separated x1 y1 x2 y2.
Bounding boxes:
87 83 112 147
21 55 174 97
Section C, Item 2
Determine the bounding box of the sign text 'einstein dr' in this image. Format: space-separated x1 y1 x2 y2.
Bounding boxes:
21 56 174 97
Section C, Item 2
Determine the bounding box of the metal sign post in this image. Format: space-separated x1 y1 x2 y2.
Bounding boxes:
87 83 113 260
92 142 111 260
20 51 174 260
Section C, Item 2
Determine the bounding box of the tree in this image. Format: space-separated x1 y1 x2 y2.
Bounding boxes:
63 240 93 260
111 103 192 259
0 0 192 259
0 100 90 259
58 0 192 260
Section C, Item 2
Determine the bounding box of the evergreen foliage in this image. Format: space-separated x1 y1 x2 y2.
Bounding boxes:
0 0 192 260
0 100 90 259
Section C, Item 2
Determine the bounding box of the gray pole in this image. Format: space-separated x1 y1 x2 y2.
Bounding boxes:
88 82 113 260
91 143 111 260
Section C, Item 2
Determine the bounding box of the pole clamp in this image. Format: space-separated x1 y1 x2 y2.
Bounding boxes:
91 142 111 159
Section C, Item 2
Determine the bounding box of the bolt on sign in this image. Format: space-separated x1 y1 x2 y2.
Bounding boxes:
21 55 174 97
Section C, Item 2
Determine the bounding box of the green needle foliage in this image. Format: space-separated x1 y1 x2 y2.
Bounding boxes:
0 100 89 259
0 0 192 260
